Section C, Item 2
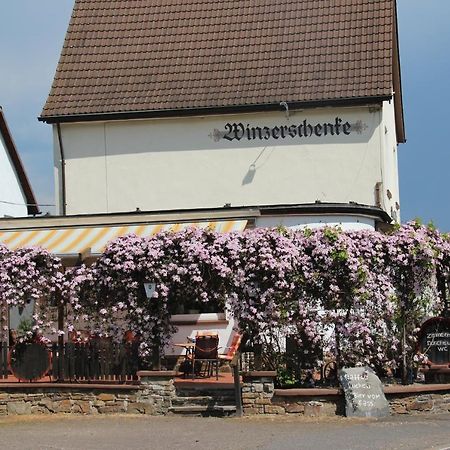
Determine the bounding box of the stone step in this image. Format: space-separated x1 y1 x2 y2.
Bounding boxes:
176 387 236 398
176 396 235 406
172 394 236 409
172 396 214 406
176 390 235 398
169 405 237 416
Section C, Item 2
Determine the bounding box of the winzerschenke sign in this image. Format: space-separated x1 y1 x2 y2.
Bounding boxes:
209 117 368 142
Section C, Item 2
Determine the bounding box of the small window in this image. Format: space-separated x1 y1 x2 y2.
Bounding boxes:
169 296 223 315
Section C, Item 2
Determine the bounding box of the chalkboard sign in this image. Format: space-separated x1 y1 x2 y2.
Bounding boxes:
419 317 450 365
339 367 389 418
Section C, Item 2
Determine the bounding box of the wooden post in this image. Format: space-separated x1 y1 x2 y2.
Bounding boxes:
57 292 65 382
232 352 243 417
446 278 450 318
335 326 341 372
437 269 448 317
253 343 262 370
152 342 161 371
402 320 408 385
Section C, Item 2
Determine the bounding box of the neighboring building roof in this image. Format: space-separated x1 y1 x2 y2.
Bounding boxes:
0 108 39 215
40 0 404 141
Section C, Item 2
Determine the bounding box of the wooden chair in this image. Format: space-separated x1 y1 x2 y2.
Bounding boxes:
218 333 242 364
190 335 219 380
195 330 219 338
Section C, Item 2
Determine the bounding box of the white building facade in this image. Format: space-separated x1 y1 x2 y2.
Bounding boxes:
40 0 405 232
0 0 404 348
52 102 400 231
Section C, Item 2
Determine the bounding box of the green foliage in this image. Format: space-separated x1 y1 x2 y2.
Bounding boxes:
323 227 340 243
17 318 33 335
276 366 299 388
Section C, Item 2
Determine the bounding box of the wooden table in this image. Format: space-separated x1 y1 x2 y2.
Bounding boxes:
173 342 195 356
173 343 196 378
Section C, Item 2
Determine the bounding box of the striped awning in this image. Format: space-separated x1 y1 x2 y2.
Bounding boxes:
0 220 247 255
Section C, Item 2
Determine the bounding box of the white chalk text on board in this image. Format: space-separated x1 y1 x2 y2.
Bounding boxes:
339 367 389 418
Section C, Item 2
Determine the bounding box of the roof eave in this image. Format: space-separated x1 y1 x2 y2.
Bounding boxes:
393 0 406 144
38 95 392 124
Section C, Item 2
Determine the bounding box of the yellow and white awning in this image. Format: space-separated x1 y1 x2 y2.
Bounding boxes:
0 220 247 255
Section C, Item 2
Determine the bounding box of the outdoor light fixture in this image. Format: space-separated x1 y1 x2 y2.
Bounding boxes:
279 101 290 120
143 282 156 299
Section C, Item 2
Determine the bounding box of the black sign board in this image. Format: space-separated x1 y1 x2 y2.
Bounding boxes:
339 367 389 418
419 317 450 365
9 342 51 382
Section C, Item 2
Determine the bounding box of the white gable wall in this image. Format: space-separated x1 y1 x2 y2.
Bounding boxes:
0 134 28 217
381 99 401 222
54 104 399 221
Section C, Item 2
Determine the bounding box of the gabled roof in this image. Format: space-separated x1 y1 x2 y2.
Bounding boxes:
0 108 39 215
40 0 405 141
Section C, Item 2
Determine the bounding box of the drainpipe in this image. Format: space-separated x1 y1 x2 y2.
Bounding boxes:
56 123 67 216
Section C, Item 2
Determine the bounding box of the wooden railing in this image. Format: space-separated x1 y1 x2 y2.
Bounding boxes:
52 341 140 382
0 342 8 379
0 341 140 382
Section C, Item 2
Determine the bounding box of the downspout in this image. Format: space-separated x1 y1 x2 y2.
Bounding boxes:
56 123 67 216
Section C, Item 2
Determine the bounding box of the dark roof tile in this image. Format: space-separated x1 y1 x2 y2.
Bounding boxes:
41 0 399 119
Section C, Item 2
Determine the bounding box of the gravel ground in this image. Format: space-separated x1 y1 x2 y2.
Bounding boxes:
0 413 449 450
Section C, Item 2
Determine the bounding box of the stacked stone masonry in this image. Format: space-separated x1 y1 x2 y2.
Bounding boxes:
0 374 177 416
243 375 450 417
270 395 345 416
388 393 450 415
242 377 278 415
0 389 144 416
0 374 449 416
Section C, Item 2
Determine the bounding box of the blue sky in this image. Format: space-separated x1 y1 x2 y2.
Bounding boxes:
0 1 449 230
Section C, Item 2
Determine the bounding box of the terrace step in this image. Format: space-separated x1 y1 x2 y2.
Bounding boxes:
171 396 215 406
169 405 237 417
175 386 235 398
172 390 236 406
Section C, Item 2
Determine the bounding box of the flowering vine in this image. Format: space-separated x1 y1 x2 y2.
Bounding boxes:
0 221 448 380
0 246 63 342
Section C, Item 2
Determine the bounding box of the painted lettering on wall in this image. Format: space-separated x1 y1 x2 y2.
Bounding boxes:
209 117 367 142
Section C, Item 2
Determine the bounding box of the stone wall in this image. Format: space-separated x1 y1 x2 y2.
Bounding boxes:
271 393 345 417
138 370 177 415
242 373 344 416
0 371 178 416
241 372 278 415
388 392 450 415
0 372 448 417
0 387 142 416
242 373 450 417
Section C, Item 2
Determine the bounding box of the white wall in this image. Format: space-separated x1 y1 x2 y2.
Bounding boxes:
55 106 393 217
0 135 28 217
165 313 236 357
381 100 401 222
255 215 375 231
